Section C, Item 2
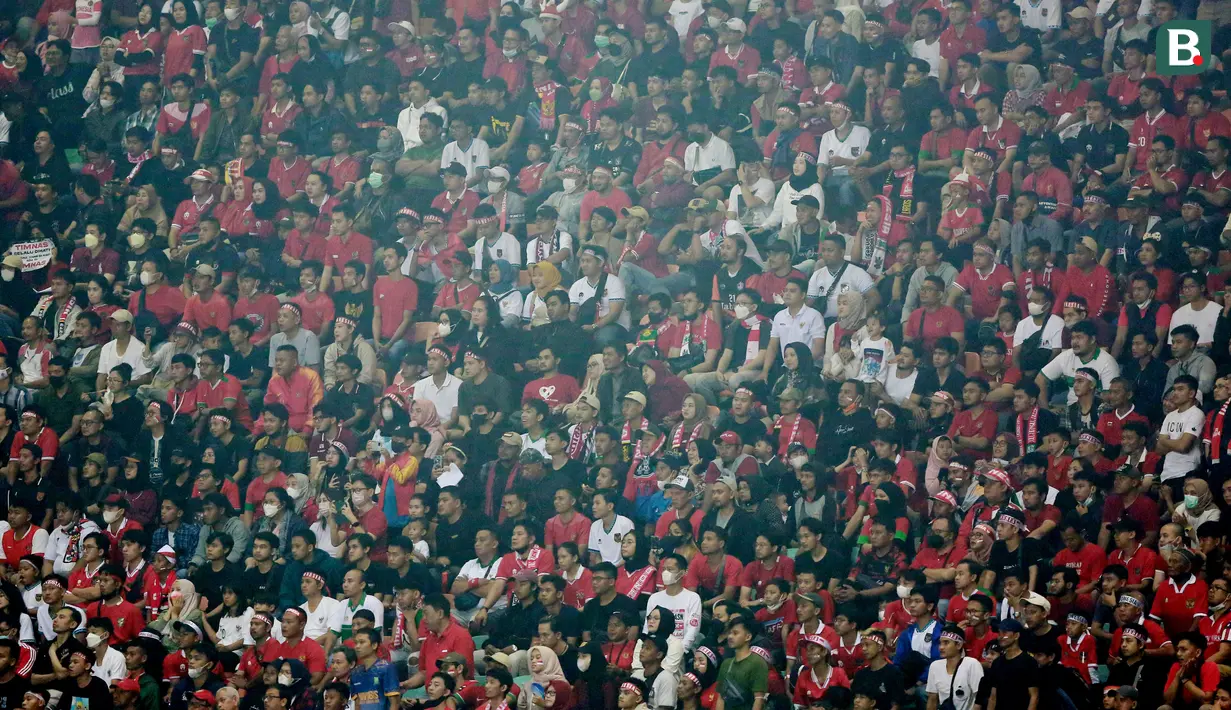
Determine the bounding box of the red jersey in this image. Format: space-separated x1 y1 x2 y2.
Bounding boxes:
1131 165 1190 214
1191 169 1231 210
938 206 985 246
740 556 796 598
267 157 311 200
947 407 998 458
772 414 818 457
1060 632 1098 684
324 155 362 189
324 231 374 271
562 567 593 609
156 102 211 141
1052 543 1107 589
1021 166 1074 222
938 23 987 66
1064 263 1118 317
1177 111 1231 152
237 638 284 681
1096 406 1150 447
709 44 762 83
183 291 233 332
1150 573 1208 638
684 554 743 596
431 189 482 234
953 263 1014 319
831 635 866 675
1129 110 1182 172
949 80 993 111
495 547 555 599
162 26 205 86
372 276 419 341
904 305 964 351
1108 543 1165 587
1044 82 1091 119
279 636 328 675
544 513 591 551
233 293 281 343
1198 611 1231 659
170 195 218 236
793 665 850 707
87 599 145 643
965 117 1022 165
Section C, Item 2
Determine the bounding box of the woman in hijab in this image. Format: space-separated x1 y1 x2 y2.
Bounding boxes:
149 579 205 651
862 482 910 546
580 77 617 134
117 456 159 526
616 529 658 606
689 645 721 708
428 309 469 360
371 126 405 164
284 472 318 522
1002 64 1045 124
162 0 205 89
521 262 562 328
247 177 287 245
630 606 684 677
924 435 955 496
667 393 712 453
771 342 824 413
1176 478 1221 537
410 399 446 459
824 290 867 359
289 34 336 102
486 259 524 328
517 646 573 710
276 658 317 710
641 360 691 424
573 641 608 710
757 152 823 263
457 295 515 378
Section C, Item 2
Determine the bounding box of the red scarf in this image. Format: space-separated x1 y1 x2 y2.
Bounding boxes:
1016 407 1040 453
671 420 705 452
620 565 656 599
1209 400 1230 464
534 80 564 130
774 414 804 449
567 422 595 461
1023 264 1057 296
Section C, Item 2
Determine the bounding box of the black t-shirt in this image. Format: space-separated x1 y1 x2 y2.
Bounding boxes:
191 561 242 609
391 562 440 595
713 261 762 315
911 367 967 402
1018 624 1064 654
434 512 493 568
36 65 91 122
818 408 875 468
579 592 641 641
1051 36 1103 79
588 136 643 183
982 651 1041 710
332 290 374 339
55 676 113 710
549 458 587 488
627 45 684 89
852 662 908 710
0 675 30 710
987 28 1044 70
793 545 850 591
484 102 520 148
242 563 286 600
226 345 269 385
1072 122 1130 171
32 637 89 679
446 56 485 101
713 413 769 451
987 537 1047 587
352 561 395 597
207 22 260 74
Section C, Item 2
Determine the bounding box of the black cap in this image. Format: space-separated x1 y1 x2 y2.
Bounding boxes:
441 162 468 177
765 240 795 254
792 195 820 208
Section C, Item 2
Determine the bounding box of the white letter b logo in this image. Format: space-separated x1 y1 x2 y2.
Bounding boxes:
1169 28 1201 66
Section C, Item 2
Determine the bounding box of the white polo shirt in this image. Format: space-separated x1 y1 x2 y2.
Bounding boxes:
588 515 635 564
684 135 736 180
300 596 344 639
472 232 523 271
1013 314 1065 350
412 373 463 422
770 305 827 354
817 125 872 176
806 261 875 319
569 274 631 329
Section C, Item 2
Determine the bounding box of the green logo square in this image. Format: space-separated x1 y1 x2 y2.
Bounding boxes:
1156 20 1212 76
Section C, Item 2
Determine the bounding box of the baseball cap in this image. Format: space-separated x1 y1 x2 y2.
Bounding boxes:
500 432 523 448
441 162 468 177
1067 6 1093 18
387 20 416 34
623 391 647 407
85 452 108 468
718 431 742 446
488 166 511 182
1022 592 1051 614
792 195 821 208
929 491 958 508
190 690 216 705
575 393 600 411
714 474 738 492
622 206 650 221
110 309 134 324
113 679 141 693
765 240 794 254
1113 463 1144 480
999 618 1025 633
796 592 824 608
518 449 546 465
188 169 216 183
665 474 695 492
193 263 216 278
981 468 1012 487
778 388 804 402
687 197 720 213
723 17 747 32
440 652 467 667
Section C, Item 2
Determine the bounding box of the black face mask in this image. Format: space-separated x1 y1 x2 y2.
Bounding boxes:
471 413 488 425
647 311 667 324
687 131 706 143
390 441 408 454
926 534 945 550
680 311 698 322
48 375 66 389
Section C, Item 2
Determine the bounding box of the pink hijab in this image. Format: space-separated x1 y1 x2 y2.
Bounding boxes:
410 399 445 458
580 77 616 133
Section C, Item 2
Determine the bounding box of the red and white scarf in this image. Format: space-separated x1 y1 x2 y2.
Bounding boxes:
1016 406 1041 453
671 420 705 452
621 565 657 599
1208 400 1230 464
567 422 595 460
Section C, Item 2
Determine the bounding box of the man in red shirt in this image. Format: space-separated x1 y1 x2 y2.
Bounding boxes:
1128 135 1190 214
1052 523 1107 593
1107 519 1165 591
938 0 985 68
948 239 1015 322
1150 549 1207 638
739 533 795 604
86 565 145 644
1127 78 1180 174
182 263 233 333
948 380 997 458
543 486 590 555
267 131 311 200
278 608 327 679
431 164 481 235
412 595 475 688
579 167 632 241
235 612 282 685
1021 143 1074 222
965 94 1021 173
321 205 373 292
522 346 580 409
128 254 187 329
243 447 289 528
168 169 219 249
1162 632 1222 706
904 275 965 351
372 245 418 364
8 406 59 480
232 265 281 346
1065 236 1118 318
1177 88 1231 152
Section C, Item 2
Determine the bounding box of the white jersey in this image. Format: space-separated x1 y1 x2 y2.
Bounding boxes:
299 596 344 639
645 588 703 651
588 515 635 564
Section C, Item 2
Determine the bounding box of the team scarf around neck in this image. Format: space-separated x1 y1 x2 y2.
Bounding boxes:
1210 399 1231 464
1016 406 1040 453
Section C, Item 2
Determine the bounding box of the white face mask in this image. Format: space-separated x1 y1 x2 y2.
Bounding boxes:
139 271 155 286
188 667 204 679
562 178 578 192
85 633 103 648
790 455 809 469
99 97 115 109
487 180 505 194
0 269 13 283
661 569 684 586
287 487 300 499
84 234 100 250
437 322 452 337
103 510 121 524
502 48 518 58
224 6 241 19
1027 302 1045 316
278 673 293 685
128 232 147 249
576 655 591 672
262 503 280 518
708 15 723 27
733 305 751 320
896 584 912 599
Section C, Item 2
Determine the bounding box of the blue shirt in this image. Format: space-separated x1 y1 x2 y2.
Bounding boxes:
350 659 400 710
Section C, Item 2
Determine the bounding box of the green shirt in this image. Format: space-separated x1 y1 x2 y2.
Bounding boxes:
34 381 84 437
716 652 769 710
400 141 445 191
